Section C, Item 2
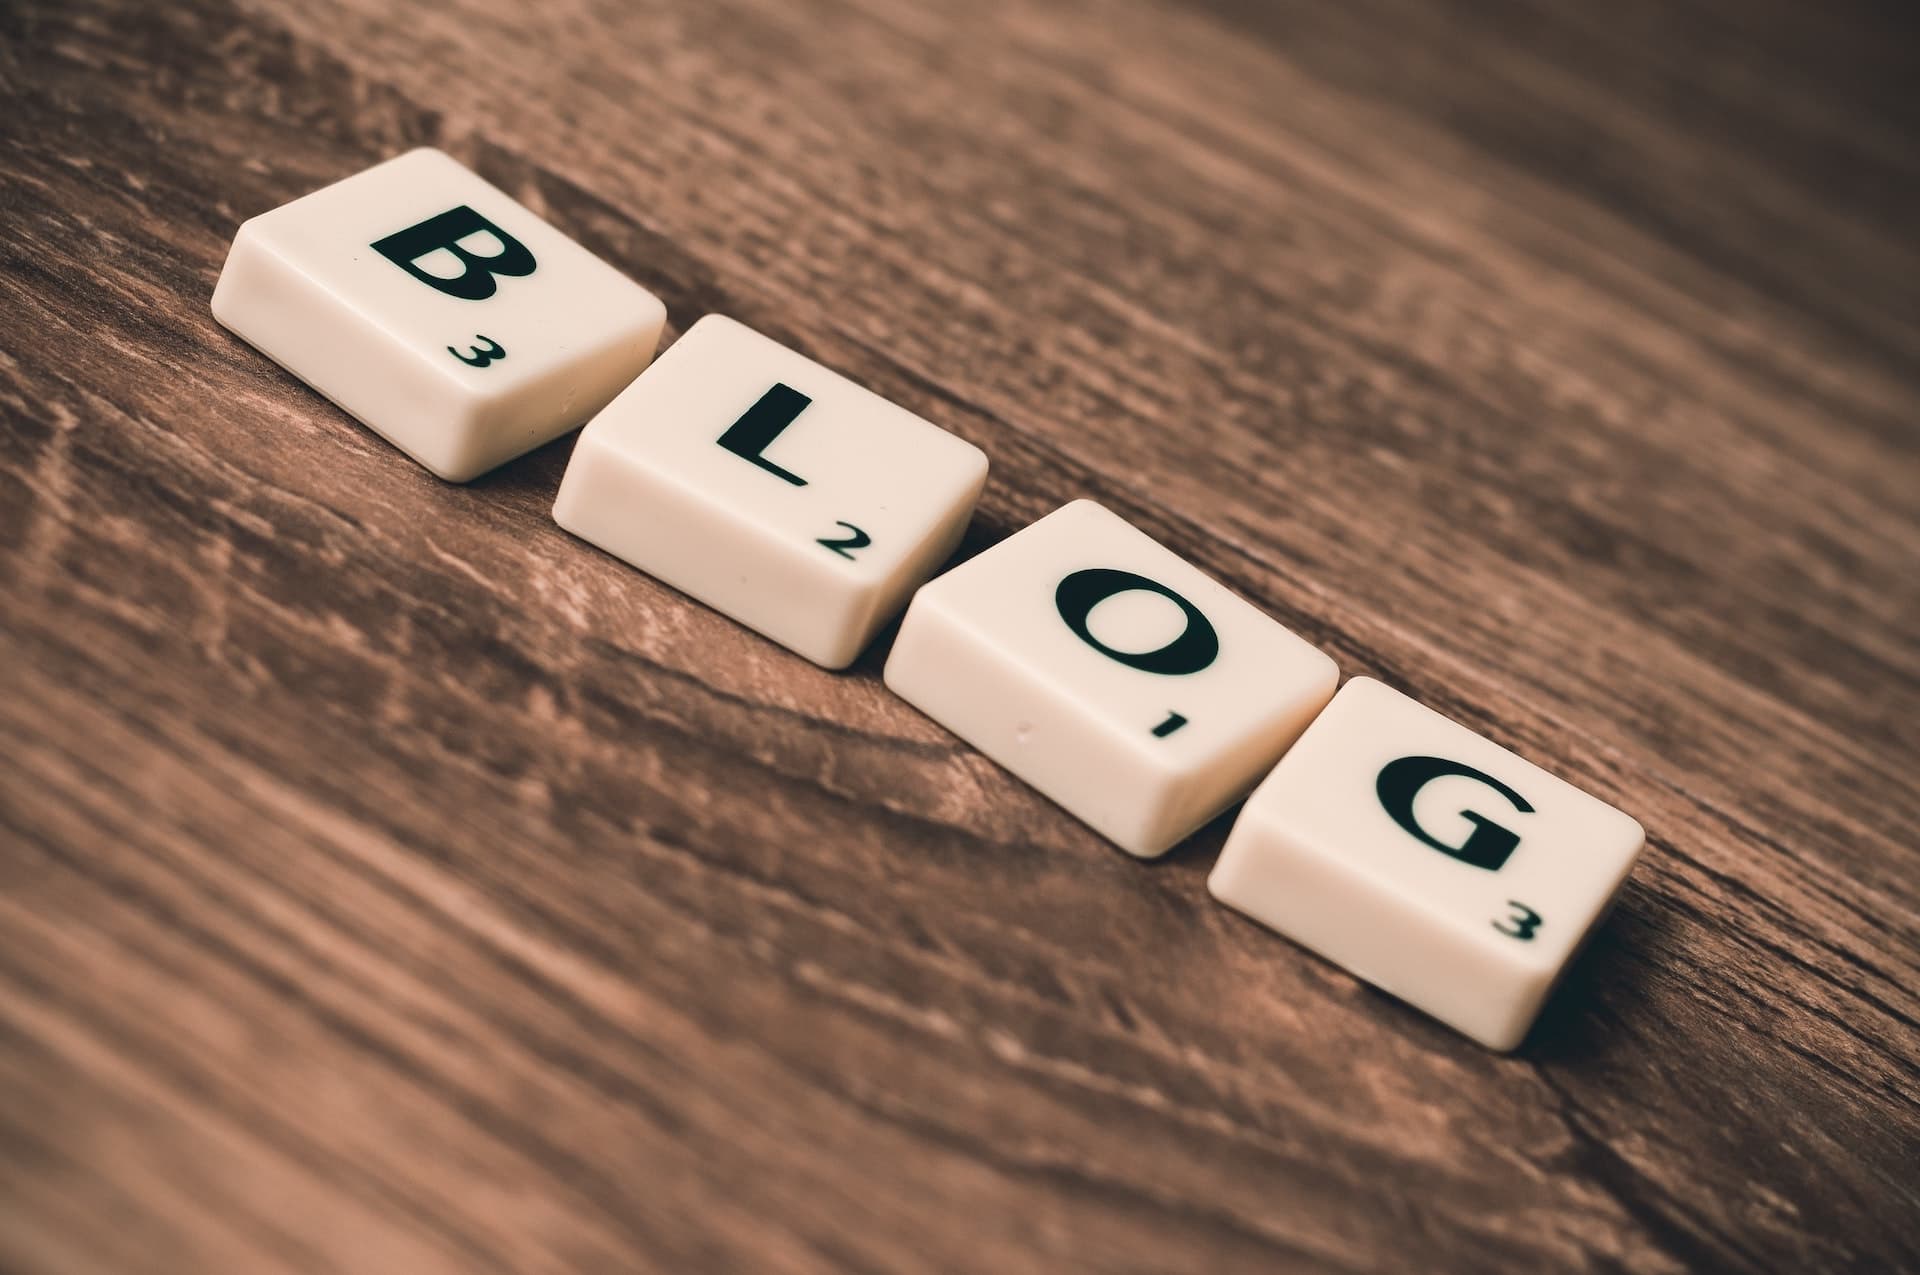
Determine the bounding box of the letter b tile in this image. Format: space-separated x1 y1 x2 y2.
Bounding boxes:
554 315 989 668
1208 677 1644 1050
212 149 667 482
885 500 1339 858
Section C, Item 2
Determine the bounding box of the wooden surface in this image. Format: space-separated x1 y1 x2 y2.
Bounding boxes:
2 0 1917 1270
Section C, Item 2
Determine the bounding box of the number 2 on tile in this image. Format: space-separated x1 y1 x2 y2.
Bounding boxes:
818 521 870 559
1492 901 1542 940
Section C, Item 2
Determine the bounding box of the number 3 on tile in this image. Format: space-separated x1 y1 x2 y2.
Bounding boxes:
1492 901 1542 940
449 335 505 367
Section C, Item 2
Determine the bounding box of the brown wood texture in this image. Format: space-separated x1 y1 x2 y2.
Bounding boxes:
2 0 1917 1270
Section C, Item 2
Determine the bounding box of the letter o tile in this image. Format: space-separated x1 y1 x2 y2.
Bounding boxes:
885 500 1338 858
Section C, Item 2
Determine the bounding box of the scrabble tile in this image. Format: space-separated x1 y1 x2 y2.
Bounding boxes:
1207 677 1644 1050
211 148 667 482
884 499 1338 858
553 314 989 668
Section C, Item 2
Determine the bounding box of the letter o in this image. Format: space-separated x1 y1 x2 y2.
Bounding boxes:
1054 568 1219 675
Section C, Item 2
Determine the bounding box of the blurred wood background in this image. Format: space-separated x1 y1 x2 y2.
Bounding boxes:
2 0 1916 1270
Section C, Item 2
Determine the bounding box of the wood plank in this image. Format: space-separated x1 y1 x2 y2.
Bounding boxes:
1 0 1916 1270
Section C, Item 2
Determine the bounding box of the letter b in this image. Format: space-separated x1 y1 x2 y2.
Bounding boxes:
371 205 536 301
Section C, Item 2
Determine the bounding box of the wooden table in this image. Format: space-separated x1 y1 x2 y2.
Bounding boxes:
3 0 1916 1270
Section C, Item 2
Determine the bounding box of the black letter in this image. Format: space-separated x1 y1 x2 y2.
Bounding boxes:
1375 756 1534 870
1054 568 1218 675
718 383 811 486
372 206 536 301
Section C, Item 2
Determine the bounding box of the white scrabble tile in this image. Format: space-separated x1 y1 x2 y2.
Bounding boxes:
1208 677 1644 1050
212 148 666 482
884 499 1338 858
553 314 988 669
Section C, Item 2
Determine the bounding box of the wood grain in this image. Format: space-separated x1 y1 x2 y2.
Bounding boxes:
2 0 1917 1270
